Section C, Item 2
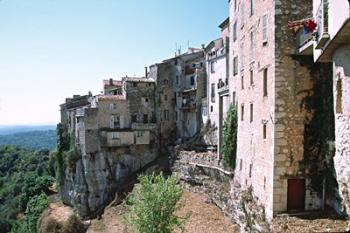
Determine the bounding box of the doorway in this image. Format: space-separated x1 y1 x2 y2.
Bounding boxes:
287 179 306 211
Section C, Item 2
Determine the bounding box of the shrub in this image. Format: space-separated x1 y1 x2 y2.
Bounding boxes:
125 173 185 233
62 214 86 233
222 105 238 170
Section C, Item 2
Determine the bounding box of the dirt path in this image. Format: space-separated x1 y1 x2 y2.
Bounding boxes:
87 190 239 233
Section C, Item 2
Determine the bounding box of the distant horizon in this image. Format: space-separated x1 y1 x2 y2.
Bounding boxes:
0 123 58 127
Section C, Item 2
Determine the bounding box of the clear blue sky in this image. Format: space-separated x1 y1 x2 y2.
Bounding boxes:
0 0 228 125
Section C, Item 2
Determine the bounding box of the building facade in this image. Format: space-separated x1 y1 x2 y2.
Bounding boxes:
228 0 336 219
205 18 230 153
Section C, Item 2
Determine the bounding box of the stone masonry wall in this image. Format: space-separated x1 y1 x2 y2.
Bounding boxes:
273 0 325 214
229 0 276 219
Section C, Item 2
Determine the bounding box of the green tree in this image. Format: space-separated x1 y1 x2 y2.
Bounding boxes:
126 173 186 233
10 194 49 233
222 105 238 169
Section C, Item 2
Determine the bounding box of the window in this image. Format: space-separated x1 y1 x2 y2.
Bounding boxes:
241 104 244 121
164 94 168 101
239 42 244 70
241 75 244 90
133 82 137 87
176 75 179 84
264 176 266 190
263 68 268 96
210 61 215 73
336 76 343 114
234 0 237 12
136 131 144 137
233 56 238 76
249 31 255 62
249 164 252 178
112 132 120 140
250 103 253 122
164 110 169 121
250 0 254 16
211 106 214 112
174 59 178 66
192 63 196 68
143 114 148 123
163 79 169 85
250 69 254 86
110 103 117 110
240 2 245 28
202 105 208 116
240 159 243 171
263 124 267 139
145 98 149 103
233 21 237 42
175 111 178 121
190 76 195 86
211 83 215 103
131 115 137 123
262 14 268 43
232 91 236 104
110 115 120 128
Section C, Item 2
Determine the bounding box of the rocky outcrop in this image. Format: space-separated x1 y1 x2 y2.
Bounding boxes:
60 147 160 218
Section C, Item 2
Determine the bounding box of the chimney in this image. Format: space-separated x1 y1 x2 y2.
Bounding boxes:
145 67 148 78
109 78 113 85
201 44 205 49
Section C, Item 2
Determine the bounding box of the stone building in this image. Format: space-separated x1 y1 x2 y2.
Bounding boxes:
59 78 159 217
204 17 231 155
306 0 350 217
148 62 177 148
228 0 337 219
163 48 207 140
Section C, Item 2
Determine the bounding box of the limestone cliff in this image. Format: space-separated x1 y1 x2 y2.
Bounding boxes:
59 147 159 218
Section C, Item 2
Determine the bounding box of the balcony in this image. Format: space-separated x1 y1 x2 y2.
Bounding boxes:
217 78 229 95
315 0 330 49
296 28 314 55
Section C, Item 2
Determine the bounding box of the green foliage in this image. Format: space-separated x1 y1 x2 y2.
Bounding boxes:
222 105 238 170
0 145 53 233
10 194 49 233
125 173 185 233
0 130 57 150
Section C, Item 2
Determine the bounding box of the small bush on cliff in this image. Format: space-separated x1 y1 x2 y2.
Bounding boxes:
125 173 186 233
222 105 238 170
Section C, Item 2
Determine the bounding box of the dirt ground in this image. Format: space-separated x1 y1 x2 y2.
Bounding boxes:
87 190 239 233
272 212 349 233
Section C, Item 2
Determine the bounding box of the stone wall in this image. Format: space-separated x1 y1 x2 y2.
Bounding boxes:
273 0 313 214
333 45 350 216
229 0 276 219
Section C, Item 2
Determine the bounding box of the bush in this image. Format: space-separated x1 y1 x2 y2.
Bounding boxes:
125 173 185 233
11 194 49 233
62 215 86 233
222 105 238 170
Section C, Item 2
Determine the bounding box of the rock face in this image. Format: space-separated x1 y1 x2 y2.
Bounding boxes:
60 147 158 218
333 45 350 216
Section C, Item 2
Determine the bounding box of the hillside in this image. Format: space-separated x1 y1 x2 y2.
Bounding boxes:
0 130 57 150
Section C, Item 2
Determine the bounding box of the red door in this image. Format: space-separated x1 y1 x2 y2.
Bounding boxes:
287 179 305 211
